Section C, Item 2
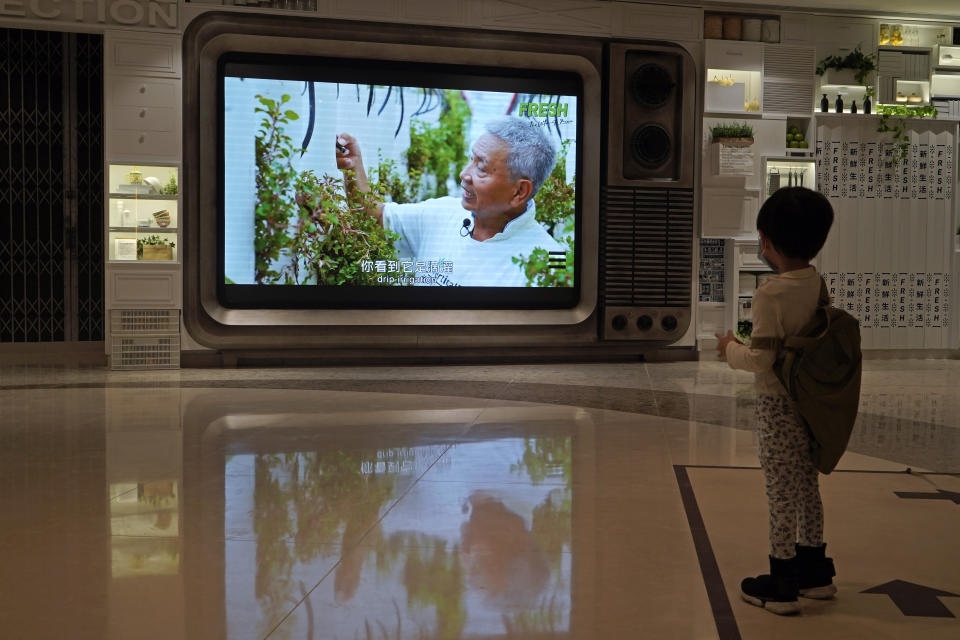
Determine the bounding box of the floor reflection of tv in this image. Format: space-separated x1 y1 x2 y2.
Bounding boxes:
224 438 573 638
218 54 583 310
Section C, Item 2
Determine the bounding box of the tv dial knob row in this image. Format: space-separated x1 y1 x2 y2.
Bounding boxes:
609 314 677 333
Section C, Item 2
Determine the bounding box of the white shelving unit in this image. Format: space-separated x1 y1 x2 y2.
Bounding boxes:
103 30 183 368
107 164 179 263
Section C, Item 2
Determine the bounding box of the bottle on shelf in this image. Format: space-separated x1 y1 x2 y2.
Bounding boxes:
850 100 857 114
835 94 844 113
863 95 871 114
820 94 829 113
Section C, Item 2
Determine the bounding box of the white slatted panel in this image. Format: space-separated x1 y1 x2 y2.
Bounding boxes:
763 46 815 115
473 0 614 36
816 116 956 350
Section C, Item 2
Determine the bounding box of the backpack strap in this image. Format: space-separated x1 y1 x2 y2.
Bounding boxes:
817 276 831 309
745 276 831 353
783 276 833 350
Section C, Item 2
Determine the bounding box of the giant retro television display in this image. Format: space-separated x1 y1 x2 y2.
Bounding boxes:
184 12 695 354
218 54 582 309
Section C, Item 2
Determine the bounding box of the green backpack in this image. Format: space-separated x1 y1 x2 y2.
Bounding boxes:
752 277 863 474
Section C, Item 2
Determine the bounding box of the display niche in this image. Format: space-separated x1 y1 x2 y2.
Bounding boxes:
107 164 179 262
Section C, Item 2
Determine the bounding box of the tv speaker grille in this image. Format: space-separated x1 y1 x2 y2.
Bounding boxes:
600 186 694 306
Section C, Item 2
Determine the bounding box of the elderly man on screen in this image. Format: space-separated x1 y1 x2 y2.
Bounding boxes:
336 116 564 287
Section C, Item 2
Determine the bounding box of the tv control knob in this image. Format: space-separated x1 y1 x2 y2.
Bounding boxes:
611 315 628 331
661 315 678 332
636 315 654 331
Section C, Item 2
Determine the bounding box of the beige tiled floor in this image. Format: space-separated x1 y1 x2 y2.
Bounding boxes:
0 359 958 639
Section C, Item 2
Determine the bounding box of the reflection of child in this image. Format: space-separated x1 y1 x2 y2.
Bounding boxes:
716 187 837 616
460 492 549 606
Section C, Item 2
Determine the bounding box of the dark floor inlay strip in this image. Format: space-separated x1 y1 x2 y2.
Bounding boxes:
674 465 742 640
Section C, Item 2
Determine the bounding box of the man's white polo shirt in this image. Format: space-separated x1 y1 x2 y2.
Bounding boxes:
382 196 564 287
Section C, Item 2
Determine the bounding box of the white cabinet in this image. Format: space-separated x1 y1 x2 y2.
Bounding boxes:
105 31 181 162
106 32 181 78
104 162 182 366
106 78 181 161
701 188 761 237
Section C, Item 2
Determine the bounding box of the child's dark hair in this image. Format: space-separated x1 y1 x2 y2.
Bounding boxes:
756 187 834 260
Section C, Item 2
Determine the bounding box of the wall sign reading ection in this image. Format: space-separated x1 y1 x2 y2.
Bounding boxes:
0 0 176 29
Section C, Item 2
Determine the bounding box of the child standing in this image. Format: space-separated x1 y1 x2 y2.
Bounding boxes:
716 187 838 615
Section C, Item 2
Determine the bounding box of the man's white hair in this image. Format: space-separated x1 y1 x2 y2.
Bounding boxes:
483 116 557 196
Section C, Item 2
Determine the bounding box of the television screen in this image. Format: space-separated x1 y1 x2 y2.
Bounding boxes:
218 54 582 309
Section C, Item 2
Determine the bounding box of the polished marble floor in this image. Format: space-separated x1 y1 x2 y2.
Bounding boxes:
1 358 958 639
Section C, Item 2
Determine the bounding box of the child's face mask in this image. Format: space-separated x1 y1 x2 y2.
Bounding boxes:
757 240 778 273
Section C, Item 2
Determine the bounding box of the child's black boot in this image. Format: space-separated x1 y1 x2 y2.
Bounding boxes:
795 543 837 599
740 556 800 615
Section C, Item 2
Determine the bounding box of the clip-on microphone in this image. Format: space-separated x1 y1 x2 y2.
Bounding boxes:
460 217 474 238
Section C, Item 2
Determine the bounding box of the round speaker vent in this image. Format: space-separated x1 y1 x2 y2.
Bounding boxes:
631 63 675 108
630 124 672 169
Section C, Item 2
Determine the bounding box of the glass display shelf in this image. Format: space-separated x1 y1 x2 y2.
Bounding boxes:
107 163 179 263
763 157 816 201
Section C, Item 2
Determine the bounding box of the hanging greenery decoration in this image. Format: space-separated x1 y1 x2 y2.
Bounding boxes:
876 104 938 163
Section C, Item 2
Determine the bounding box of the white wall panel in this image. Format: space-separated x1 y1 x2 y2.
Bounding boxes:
470 0 614 36
327 0 468 25
106 32 180 78
816 115 957 349
108 269 181 308
617 3 701 42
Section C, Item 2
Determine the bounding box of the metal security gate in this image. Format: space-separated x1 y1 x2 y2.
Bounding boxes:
0 28 104 343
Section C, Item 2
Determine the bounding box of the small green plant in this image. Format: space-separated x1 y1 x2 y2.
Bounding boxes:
710 121 754 141
160 174 178 195
512 141 576 287
513 238 574 287
816 45 877 86
876 104 938 163
137 234 175 258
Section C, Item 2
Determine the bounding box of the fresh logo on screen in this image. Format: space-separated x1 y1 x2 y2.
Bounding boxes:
517 102 569 118
517 101 574 128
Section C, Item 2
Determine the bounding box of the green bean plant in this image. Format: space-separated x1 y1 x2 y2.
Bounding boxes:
284 169 401 286
254 94 402 286
254 93 300 284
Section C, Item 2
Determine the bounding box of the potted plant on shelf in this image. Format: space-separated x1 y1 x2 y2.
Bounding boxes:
138 234 176 260
710 121 755 147
816 45 877 88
